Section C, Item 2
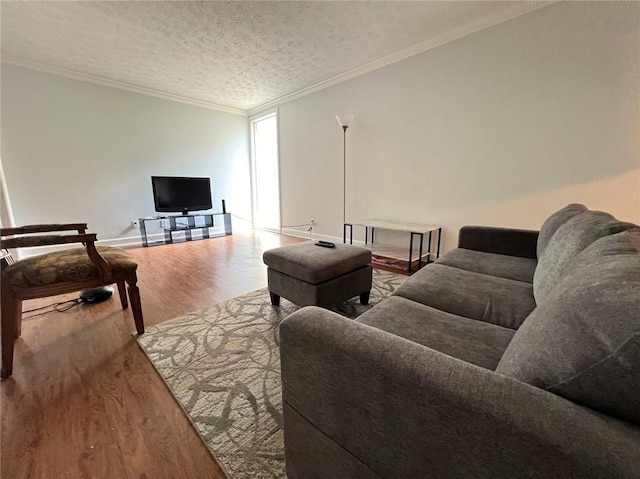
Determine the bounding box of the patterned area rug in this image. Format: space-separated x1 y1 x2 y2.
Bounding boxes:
136 269 404 478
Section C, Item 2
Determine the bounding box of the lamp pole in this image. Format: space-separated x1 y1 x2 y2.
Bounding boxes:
335 114 354 225
342 124 348 224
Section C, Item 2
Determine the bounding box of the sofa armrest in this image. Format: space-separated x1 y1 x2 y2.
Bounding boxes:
280 307 640 478
458 226 539 259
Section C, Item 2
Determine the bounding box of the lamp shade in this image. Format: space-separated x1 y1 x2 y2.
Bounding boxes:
335 114 354 128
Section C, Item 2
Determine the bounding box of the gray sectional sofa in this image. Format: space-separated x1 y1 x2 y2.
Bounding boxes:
279 204 640 478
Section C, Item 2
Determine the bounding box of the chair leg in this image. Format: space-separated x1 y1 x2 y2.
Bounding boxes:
117 281 128 309
15 298 23 339
1 290 21 378
126 276 145 335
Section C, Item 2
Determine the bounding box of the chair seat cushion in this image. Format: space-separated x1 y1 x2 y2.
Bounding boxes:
3 246 137 288
263 241 371 284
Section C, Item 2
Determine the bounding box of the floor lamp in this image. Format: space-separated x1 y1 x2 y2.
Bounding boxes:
335 114 354 224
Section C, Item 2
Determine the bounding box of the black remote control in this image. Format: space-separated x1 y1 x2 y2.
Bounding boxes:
315 241 335 248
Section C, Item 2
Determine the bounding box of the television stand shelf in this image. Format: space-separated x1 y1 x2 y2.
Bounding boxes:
139 213 232 247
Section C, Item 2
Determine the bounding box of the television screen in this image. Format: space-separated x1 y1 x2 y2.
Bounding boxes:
152 176 212 215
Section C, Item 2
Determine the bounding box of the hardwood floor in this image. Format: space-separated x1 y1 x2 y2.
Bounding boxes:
1 230 304 478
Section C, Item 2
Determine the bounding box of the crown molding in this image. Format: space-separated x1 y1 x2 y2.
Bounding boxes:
2 2 552 118
1 55 248 117
248 2 553 116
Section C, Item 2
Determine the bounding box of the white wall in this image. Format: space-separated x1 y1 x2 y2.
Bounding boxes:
1 64 250 245
278 2 640 251
0 158 15 228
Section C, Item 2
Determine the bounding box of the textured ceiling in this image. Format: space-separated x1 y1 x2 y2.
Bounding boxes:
1 1 547 113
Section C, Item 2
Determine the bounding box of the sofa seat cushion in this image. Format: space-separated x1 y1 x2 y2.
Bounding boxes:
263 241 371 284
534 209 636 303
3 246 137 288
357 296 515 370
435 248 537 283
392 264 535 330
497 229 640 424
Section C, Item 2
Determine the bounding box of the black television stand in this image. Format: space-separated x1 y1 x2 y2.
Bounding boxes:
139 212 232 247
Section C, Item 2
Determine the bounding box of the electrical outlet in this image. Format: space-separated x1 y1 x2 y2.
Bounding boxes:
131 220 139 228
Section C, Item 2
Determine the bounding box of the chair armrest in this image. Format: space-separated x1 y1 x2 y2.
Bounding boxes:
1 233 97 249
1 231 112 283
1 223 88 236
280 307 640 478
458 226 538 258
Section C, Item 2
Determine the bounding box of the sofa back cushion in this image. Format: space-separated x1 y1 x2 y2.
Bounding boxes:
533 210 636 303
497 229 640 424
536 203 587 258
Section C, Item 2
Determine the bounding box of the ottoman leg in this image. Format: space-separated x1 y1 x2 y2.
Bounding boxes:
270 292 281 306
360 291 370 305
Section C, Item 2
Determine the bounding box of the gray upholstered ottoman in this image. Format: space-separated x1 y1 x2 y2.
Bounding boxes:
263 241 372 308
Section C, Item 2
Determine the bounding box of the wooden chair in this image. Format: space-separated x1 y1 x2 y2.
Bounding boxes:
1 223 145 378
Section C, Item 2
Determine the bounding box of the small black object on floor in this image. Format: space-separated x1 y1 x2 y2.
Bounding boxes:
80 285 114 304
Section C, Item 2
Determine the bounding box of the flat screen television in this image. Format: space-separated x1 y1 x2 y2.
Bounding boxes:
152 176 212 215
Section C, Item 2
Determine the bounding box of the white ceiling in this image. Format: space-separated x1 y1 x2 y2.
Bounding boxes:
1 1 548 114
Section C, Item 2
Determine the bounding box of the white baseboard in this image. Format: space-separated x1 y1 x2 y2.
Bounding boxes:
279 227 365 246
18 226 228 258
19 226 355 259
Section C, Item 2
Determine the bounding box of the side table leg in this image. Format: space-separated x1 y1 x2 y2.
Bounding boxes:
408 233 414 274
343 223 353 245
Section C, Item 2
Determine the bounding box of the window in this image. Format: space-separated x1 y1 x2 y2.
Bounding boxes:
250 112 280 231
